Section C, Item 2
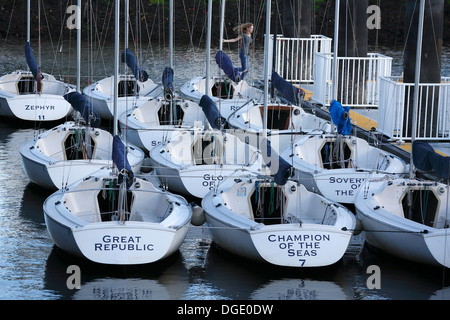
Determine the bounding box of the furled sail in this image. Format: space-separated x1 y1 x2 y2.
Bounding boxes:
24 42 42 80
64 92 101 127
329 100 352 135
215 50 241 82
261 138 292 186
24 42 43 92
162 67 174 100
413 140 450 179
121 48 149 82
199 95 227 129
112 135 134 188
271 71 305 105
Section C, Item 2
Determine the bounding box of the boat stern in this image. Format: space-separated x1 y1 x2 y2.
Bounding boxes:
249 225 353 267
72 223 181 265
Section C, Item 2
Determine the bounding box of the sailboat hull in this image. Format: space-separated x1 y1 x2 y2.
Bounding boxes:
83 75 162 120
43 171 192 265
0 94 72 121
118 97 205 153
179 76 264 118
19 122 145 190
44 209 189 265
281 134 408 204
206 211 354 267
355 177 450 268
356 205 449 267
202 174 356 267
0 71 75 121
153 161 258 199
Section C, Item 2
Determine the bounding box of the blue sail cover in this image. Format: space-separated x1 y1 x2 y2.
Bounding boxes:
413 140 450 179
64 92 101 127
412 140 434 171
261 138 292 186
215 50 240 82
24 42 43 80
199 95 227 129
162 67 174 99
271 71 305 105
121 48 149 82
112 135 134 188
329 100 352 135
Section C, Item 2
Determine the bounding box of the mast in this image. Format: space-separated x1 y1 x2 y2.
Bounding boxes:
76 0 81 92
219 0 226 51
113 0 120 136
409 0 425 178
169 0 173 69
262 0 271 130
332 0 340 103
205 0 212 96
124 0 129 51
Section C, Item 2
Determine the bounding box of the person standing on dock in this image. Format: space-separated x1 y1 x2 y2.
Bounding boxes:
223 22 254 79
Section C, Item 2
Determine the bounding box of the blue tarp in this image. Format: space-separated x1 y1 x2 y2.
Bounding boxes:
261 138 292 186
329 100 352 135
121 48 149 82
162 67 174 100
112 135 134 188
271 71 305 105
215 50 242 82
24 42 43 80
413 140 450 179
199 95 227 129
64 92 101 127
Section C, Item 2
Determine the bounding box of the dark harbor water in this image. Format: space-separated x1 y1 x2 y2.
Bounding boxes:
1 40 450 301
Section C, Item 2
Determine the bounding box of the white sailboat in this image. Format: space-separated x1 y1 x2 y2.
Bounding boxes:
227 99 331 147
275 0 405 205
0 0 74 122
82 1 161 120
355 171 450 268
355 0 450 269
279 117 408 204
119 95 205 153
201 0 356 268
82 66 161 121
149 1 266 200
118 3 206 153
148 107 264 199
202 170 356 267
20 1 144 190
43 0 192 265
43 161 192 265
179 75 264 118
20 93 144 190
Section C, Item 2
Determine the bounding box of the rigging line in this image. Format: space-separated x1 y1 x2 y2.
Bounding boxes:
425 0 442 73
402 0 418 57
87 0 113 79
181 0 195 50
2 0 16 47
318 0 331 36
96 0 113 76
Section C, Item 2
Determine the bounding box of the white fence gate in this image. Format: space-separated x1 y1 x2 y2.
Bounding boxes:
272 35 332 84
377 76 450 141
312 52 393 108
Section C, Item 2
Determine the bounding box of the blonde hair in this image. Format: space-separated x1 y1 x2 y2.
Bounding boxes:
232 22 253 34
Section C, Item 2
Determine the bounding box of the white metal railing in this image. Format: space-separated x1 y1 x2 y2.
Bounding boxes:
312 52 392 108
377 76 450 141
273 35 332 84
